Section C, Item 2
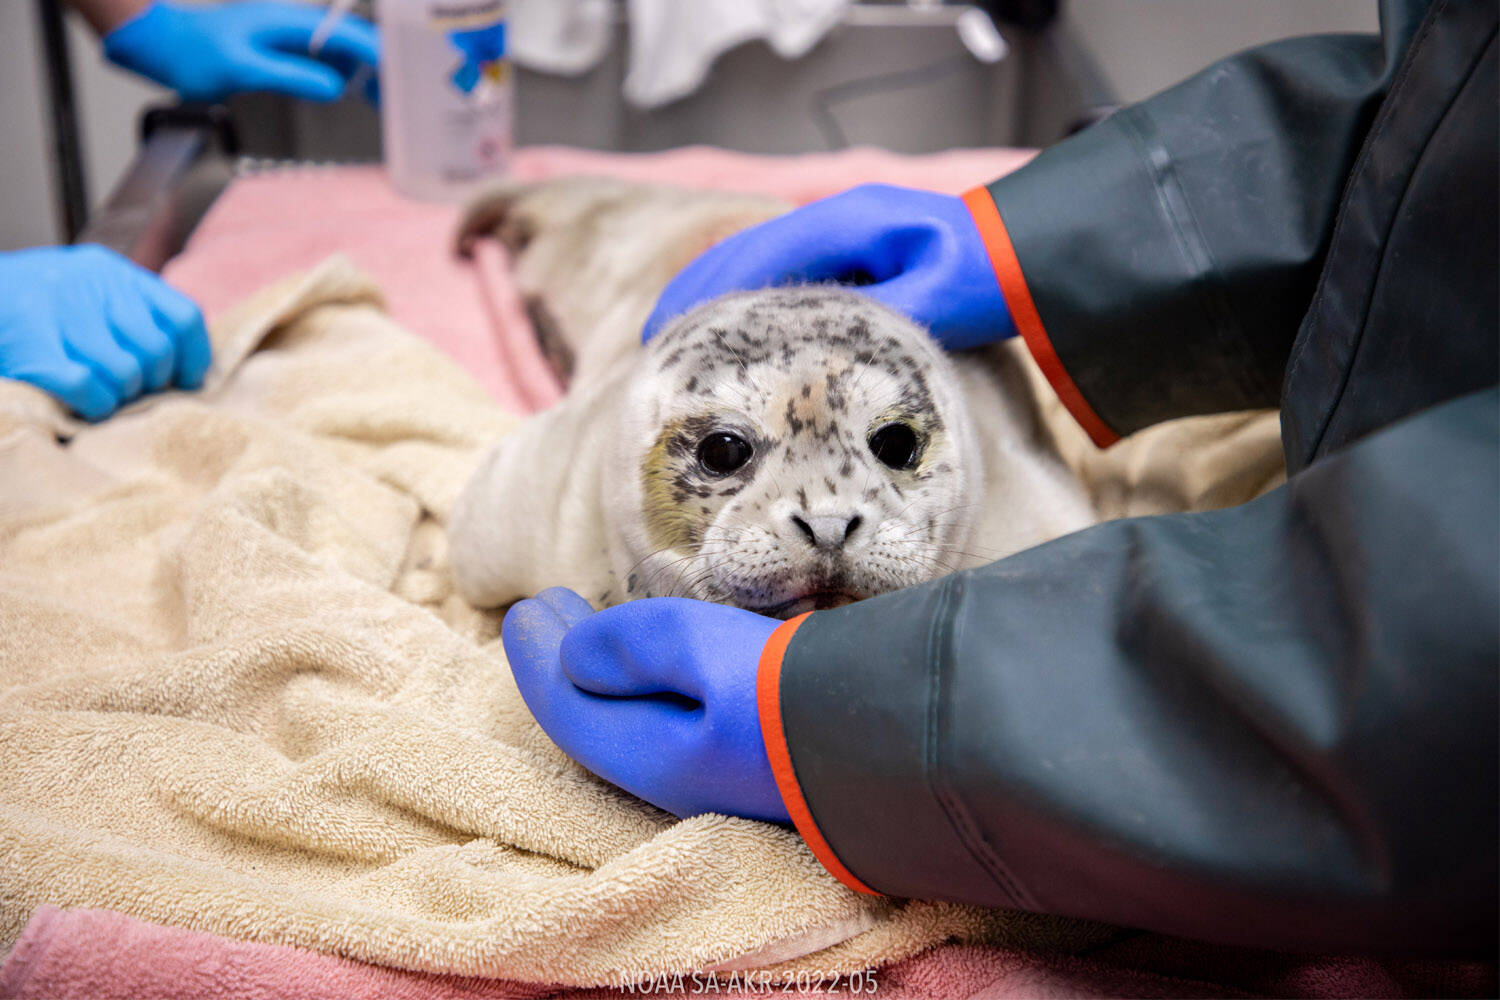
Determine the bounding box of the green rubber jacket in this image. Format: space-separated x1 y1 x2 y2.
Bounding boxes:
761 0 1498 955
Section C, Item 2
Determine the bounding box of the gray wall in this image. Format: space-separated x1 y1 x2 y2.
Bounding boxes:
2 3 170 250
2 1 1377 252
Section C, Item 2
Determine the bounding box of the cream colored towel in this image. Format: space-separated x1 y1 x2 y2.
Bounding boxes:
0 256 1106 986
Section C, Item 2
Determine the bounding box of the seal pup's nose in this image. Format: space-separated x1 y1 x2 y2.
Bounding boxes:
789 513 863 550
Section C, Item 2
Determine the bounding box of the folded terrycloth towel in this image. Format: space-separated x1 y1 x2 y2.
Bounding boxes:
0 907 552 1000
0 255 1101 986
0 906 1216 999
9 907 1492 999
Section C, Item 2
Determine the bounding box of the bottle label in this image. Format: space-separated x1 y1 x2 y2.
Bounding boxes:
385 0 512 189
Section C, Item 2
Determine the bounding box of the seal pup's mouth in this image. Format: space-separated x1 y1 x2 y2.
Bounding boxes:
746 589 863 619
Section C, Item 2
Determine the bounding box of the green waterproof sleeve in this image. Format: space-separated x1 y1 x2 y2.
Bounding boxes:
769 387 1498 954
979 0 1427 439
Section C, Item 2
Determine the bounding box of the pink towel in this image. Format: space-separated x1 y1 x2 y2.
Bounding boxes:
0 907 552 1000
161 146 1035 416
504 145 1037 204
160 164 549 412
5 907 1493 999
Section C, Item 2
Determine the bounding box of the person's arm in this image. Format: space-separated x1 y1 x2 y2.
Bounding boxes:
643 0 1429 445
763 386 1498 955
973 0 1427 444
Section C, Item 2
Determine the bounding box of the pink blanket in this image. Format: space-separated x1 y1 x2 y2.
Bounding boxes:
4 907 1493 999
161 146 1034 414
8 147 1493 998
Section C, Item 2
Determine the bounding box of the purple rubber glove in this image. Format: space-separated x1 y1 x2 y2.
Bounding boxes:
0 244 210 421
502 587 790 823
642 183 1015 350
103 1 379 103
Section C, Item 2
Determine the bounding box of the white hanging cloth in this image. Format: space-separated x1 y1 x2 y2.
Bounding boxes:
622 0 852 108
509 0 853 109
509 0 615 77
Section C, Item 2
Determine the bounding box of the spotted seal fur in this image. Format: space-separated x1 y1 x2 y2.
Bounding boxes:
448 179 1099 617
605 286 984 615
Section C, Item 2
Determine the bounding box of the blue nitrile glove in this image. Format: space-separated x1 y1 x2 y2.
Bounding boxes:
642 183 1015 350
103 1 380 104
0 245 211 421
502 587 790 823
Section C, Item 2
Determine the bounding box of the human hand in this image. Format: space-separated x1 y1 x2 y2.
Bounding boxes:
642 184 1015 350
0 245 211 421
102 0 379 103
501 587 790 823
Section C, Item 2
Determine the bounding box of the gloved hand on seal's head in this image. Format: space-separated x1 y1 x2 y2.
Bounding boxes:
0 244 211 421
103 0 380 104
642 183 1017 351
501 587 791 823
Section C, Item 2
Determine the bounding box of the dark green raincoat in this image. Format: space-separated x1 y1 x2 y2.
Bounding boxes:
760 0 1498 955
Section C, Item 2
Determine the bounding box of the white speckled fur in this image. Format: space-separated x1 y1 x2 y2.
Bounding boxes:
604 287 984 614
449 179 1098 615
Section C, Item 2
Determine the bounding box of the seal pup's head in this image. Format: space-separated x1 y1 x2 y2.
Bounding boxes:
603 287 982 618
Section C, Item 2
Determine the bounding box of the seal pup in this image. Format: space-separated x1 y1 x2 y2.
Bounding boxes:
448 179 1098 617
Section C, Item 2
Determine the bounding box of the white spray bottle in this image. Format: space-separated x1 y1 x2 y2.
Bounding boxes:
376 0 513 200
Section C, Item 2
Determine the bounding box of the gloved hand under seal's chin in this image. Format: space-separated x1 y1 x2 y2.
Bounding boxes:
501 587 791 824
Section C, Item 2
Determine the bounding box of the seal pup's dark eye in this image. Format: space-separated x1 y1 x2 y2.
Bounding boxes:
697 433 753 475
869 422 921 470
